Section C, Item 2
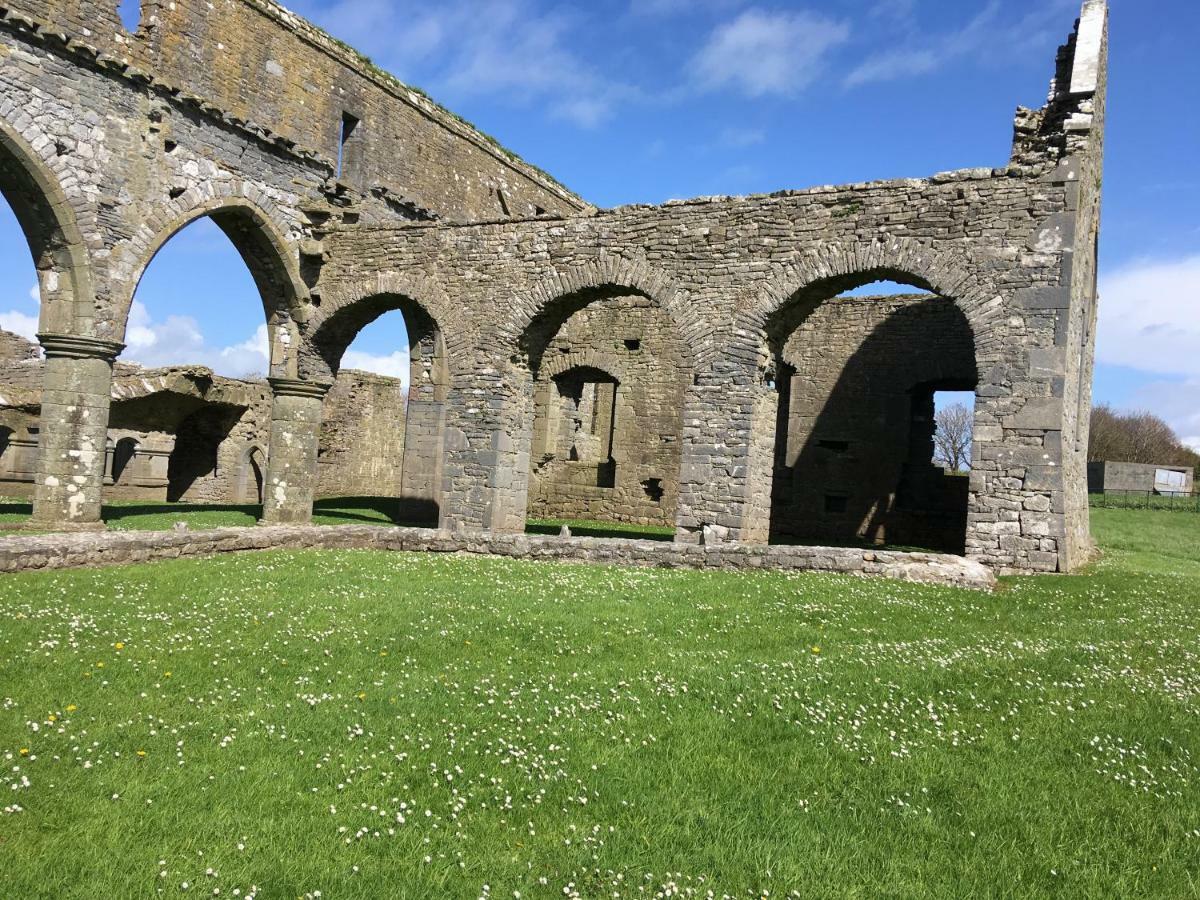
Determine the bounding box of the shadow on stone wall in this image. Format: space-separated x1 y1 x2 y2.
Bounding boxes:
769 296 977 553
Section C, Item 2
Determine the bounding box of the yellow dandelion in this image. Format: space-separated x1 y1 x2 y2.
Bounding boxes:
19 748 29 756
66 704 77 713
47 714 57 723
136 750 147 758
811 646 821 654
356 692 367 701
95 661 105 668
114 642 125 651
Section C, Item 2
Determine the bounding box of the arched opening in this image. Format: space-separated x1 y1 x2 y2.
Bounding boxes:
310 293 449 527
110 437 139 485
105 208 298 515
236 445 265 505
0 125 87 515
0 125 88 337
766 273 979 554
517 287 689 538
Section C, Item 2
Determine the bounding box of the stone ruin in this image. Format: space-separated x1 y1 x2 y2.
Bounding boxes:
0 0 1107 573
0 328 411 508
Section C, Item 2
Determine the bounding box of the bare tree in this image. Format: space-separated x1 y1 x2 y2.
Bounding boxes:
934 403 973 473
1088 404 1199 472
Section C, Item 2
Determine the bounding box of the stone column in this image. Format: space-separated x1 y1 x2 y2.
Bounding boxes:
439 369 529 535
30 333 124 531
260 378 331 526
674 361 776 545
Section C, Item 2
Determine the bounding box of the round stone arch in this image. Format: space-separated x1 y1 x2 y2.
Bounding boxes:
0 117 95 336
737 237 1015 553
301 271 463 383
504 255 707 376
110 195 309 375
539 349 631 387
742 238 1010 373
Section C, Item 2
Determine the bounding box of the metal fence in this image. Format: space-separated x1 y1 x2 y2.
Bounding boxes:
1089 489 1200 512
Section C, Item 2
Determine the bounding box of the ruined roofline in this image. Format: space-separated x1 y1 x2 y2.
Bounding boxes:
241 0 590 210
0 3 589 214
344 165 1029 235
348 1 1105 235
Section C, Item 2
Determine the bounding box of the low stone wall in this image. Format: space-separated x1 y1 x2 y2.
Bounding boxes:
0 525 995 590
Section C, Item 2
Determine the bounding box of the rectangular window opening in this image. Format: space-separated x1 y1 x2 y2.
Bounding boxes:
338 112 361 181
817 439 850 453
824 494 848 514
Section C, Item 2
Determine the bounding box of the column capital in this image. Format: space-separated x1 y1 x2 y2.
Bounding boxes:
37 333 125 361
268 377 332 400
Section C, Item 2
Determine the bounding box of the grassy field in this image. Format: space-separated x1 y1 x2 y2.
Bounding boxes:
1 509 1198 898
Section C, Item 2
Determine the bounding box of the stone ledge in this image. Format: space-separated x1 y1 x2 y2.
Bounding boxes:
0 525 996 590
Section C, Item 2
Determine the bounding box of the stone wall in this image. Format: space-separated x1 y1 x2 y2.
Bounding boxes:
317 369 405 499
0 524 997 590
1087 461 1195 495
528 295 686 527
1 328 410 504
0 0 1109 573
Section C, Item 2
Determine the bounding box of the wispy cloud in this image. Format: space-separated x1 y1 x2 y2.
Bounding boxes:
295 0 633 127
716 126 766 148
845 0 1077 88
691 8 850 97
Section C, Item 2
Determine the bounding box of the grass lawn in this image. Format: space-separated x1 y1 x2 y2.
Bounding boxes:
1 509 1199 897
0 499 673 541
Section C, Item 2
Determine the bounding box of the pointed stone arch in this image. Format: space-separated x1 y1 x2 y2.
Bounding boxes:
113 196 309 374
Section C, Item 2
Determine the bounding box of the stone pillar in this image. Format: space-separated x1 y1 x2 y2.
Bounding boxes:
398 398 446 526
674 361 776 545
260 378 331 525
30 333 124 531
439 371 529 535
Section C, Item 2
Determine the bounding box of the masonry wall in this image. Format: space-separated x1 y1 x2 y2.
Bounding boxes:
0 0 1107 572
317 370 405 499
1 326 410 505
528 295 686 527
5 0 585 224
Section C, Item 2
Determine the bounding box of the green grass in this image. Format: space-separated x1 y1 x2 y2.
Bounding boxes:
0 497 422 531
1 509 1199 897
0 498 678 541
525 517 676 541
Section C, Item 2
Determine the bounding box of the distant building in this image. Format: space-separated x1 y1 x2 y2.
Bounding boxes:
1088 461 1194 495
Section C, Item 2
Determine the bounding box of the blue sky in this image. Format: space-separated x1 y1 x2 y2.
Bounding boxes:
2 0 1197 446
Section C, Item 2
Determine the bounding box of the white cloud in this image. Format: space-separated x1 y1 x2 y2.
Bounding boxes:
845 48 940 87
342 349 410 387
0 309 38 342
119 301 270 378
1097 256 1200 378
844 0 1076 88
297 0 630 128
692 8 850 98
